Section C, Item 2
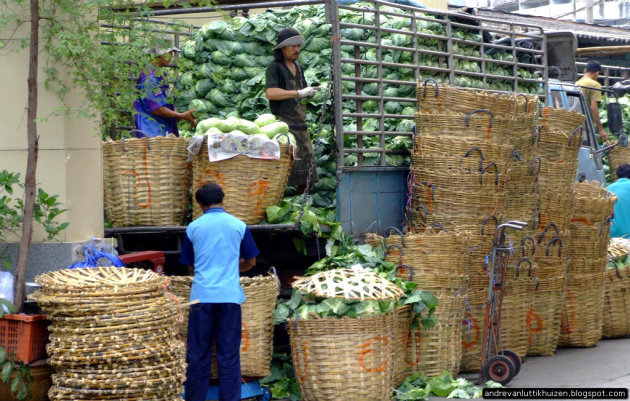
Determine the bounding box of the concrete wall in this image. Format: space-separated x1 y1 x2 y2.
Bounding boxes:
0 7 104 252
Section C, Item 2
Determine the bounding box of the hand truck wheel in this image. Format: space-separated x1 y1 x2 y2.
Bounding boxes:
482 355 516 385
257 386 272 401
499 349 521 377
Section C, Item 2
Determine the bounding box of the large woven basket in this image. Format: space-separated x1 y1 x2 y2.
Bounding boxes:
192 136 293 223
416 81 539 117
539 107 585 134
288 314 395 401
527 274 568 356
102 136 191 227
459 273 489 372
414 111 516 144
606 142 630 181
558 268 606 348
402 274 467 378
500 274 537 360
602 263 630 338
170 274 279 378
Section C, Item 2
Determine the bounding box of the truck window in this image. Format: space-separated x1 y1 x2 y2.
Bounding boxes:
566 93 592 148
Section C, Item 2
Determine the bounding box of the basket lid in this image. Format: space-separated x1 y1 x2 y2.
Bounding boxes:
291 268 404 301
34 266 164 290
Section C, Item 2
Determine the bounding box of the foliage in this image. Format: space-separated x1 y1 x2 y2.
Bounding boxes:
0 307 32 401
0 170 68 273
600 95 630 184
0 0 215 137
259 353 301 401
0 349 32 401
393 371 503 400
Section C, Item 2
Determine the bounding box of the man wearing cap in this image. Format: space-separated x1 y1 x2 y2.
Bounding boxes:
265 28 320 192
134 45 197 138
575 60 609 142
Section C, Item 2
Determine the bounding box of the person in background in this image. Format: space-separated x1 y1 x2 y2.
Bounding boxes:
575 60 610 142
134 45 197 138
265 27 320 193
607 164 630 238
179 183 259 401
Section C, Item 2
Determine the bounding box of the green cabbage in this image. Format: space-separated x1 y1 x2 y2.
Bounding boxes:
260 121 289 138
273 133 296 146
237 118 261 135
195 79 214 97
254 113 276 127
196 117 221 134
206 88 231 107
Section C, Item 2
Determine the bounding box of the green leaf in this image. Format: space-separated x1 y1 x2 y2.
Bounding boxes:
2 362 13 383
11 375 19 392
0 349 5 365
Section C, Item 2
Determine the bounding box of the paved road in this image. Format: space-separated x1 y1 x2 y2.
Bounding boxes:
433 337 630 400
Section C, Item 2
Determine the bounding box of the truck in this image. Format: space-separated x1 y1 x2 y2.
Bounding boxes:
103 0 627 259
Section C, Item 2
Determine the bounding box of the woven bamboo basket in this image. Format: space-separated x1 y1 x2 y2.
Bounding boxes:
500 273 536 360
413 135 513 171
606 141 630 181
538 187 575 233
416 81 539 116
102 136 191 227
602 262 630 338
404 292 466 378
211 274 279 378
411 166 510 190
414 111 516 144
169 274 278 377
374 228 471 276
572 181 617 224
558 269 607 347
539 107 585 134
459 273 490 372
393 305 412 387
288 314 395 401
29 267 186 401
527 274 568 356
192 136 293 223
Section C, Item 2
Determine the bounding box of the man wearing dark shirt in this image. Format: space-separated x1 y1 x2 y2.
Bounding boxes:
265 28 320 192
180 183 259 401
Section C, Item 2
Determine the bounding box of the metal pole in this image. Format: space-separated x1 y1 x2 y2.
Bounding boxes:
326 0 345 182
586 0 594 23
120 0 324 17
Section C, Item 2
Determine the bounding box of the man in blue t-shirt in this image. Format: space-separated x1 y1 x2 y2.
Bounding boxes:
179 183 259 401
608 164 630 238
134 46 197 138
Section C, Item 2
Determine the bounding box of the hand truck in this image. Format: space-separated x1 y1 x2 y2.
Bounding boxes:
479 220 527 385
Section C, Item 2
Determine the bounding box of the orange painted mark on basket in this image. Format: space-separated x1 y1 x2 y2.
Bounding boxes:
486 125 491 141
396 265 412 279
358 336 390 373
197 169 226 189
249 179 271 215
403 328 422 366
571 217 591 226
461 314 480 349
560 290 575 335
526 307 544 346
241 322 250 352
121 167 151 209
293 341 309 383
542 108 549 126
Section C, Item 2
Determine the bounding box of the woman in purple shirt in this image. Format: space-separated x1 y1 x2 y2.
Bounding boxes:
134 46 197 138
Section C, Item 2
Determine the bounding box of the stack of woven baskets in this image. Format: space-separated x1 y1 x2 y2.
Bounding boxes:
169 273 279 378
558 182 616 347
287 269 404 401
603 238 630 338
29 267 185 400
414 82 540 372
526 107 584 357
366 228 469 378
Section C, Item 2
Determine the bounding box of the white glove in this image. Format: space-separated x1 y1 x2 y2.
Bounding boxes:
297 87 319 99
